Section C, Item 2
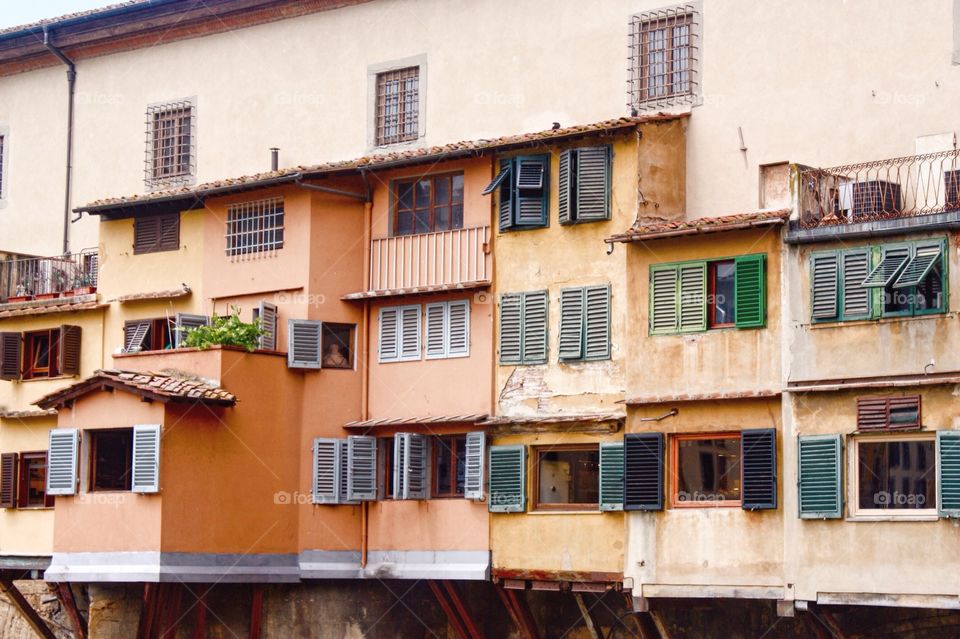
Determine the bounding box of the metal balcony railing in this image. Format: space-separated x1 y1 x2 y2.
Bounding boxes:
798 149 960 228
0 249 99 303
369 226 490 293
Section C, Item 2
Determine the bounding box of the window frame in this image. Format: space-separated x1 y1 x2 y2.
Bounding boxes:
17 451 53 509
0 126 8 204
707 259 736 328
495 155 550 232
374 65 420 147
225 197 285 257
628 3 701 111
88 428 134 493
531 443 602 512
850 432 938 520
670 432 743 509
431 434 467 499
320 322 356 370
22 329 61 380
391 171 465 237
144 98 196 189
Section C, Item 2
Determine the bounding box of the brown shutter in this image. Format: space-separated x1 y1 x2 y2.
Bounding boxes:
857 395 921 431
59 325 82 376
0 332 21 381
158 213 180 251
134 214 179 254
0 453 17 508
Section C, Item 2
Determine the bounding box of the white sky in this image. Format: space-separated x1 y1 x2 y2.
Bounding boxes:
0 1 119 30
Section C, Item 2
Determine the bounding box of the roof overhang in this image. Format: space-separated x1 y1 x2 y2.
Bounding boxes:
625 390 781 405
607 209 790 244
787 372 960 393
35 369 236 410
344 414 488 430
480 413 624 434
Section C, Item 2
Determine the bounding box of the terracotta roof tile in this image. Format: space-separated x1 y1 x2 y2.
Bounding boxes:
35 368 236 410
344 414 488 429
0 295 104 318
113 286 191 303
0 1 143 37
479 413 625 426
0 408 57 420
607 209 791 243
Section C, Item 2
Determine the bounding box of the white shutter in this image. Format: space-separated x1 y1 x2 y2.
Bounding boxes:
378 307 400 362
312 438 341 504
339 442 358 505
399 305 421 361
287 319 322 369
124 321 151 352
257 301 278 350
396 433 428 500
47 429 78 496
347 435 377 501
447 300 470 357
425 303 447 359
392 432 404 499
464 431 486 500
131 424 161 493
174 313 210 348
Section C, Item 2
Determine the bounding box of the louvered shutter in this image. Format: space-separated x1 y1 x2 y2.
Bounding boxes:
123 321 151 353
734 255 766 328
575 146 611 222
810 253 839 320
379 307 400 362
558 150 572 225
396 433 428 500
287 319 322 369
599 441 624 511
158 213 180 251
893 241 943 288
499 294 522 364
488 445 525 513
133 216 160 254
0 453 17 508
797 434 843 519
338 442 357 504
861 245 910 287
312 438 341 504
447 300 469 357
131 424 161 493
677 262 707 333
492 160 514 232
584 285 611 360
856 395 920 430
47 429 78 496
741 428 777 510
0 332 21 380
174 313 210 348
399 305 421 361
558 288 584 360
59 325 82 376
514 155 548 227
937 430 960 517
482 165 511 195
624 433 663 511
346 435 377 501
841 250 871 319
521 291 548 364
425 303 447 359
649 266 678 335
257 301 278 350
464 431 485 500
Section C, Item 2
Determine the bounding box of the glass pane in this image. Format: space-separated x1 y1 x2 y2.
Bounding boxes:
452 174 465 204
452 204 464 230
455 436 466 495
883 284 912 314
321 324 354 369
676 437 741 503
397 182 414 211
435 438 452 495
396 211 414 236
537 449 599 505
915 261 944 311
709 261 736 326
26 457 47 507
435 176 451 205
415 179 431 209
435 206 451 231
414 209 431 234
93 430 133 492
858 439 935 509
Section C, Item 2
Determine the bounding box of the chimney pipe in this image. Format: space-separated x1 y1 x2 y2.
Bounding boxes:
270 147 279 172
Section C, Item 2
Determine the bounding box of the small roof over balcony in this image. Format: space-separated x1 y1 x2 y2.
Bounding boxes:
34 368 236 410
607 209 790 243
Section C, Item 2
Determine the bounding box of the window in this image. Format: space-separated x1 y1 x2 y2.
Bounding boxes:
375 66 419 146
533 445 600 510
393 173 464 236
124 318 173 353
559 146 612 224
628 5 699 110
19 452 53 508
321 323 354 369
145 99 195 188
650 254 766 334
425 300 470 359
378 305 421 363
559 285 611 361
90 429 133 492
857 395 921 431
133 213 180 254
854 435 936 515
483 155 549 231
23 329 60 379
672 434 741 507
226 197 284 257
499 291 548 365
432 435 467 498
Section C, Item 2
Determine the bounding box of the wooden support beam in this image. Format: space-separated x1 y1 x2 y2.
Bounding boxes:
441 581 485 639
573 593 602 639
504 588 540 639
137 583 158 639
0 579 57 639
801 611 834 639
649 611 673 639
249 585 263 639
193 589 207 639
808 603 849 639
56 583 87 639
428 581 470 639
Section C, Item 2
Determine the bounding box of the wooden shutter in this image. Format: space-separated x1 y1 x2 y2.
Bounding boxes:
514 155 548 227
338 442 357 504
346 435 377 501
861 244 910 288
257 301 278 350
521 291 548 365
734 255 766 328
841 249 871 319
425 302 447 359
174 313 210 348
893 241 943 288
47 429 78 496
158 213 180 251
464 431 485 500
488 444 525 513
499 294 522 364
312 438 341 504
399 305 421 361
131 424 161 493
937 430 960 517
741 428 777 510
133 216 160 254
0 453 17 508
599 441 624 511
649 265 679 335
123 321 151 353
797 434 842 519
575 146 611 222
584 285 611 360
558 149 572 224
624 432 663 511
856 395 920 431
378 307 400 362
810 252 839 320
486 159 513 232
677 262 707 332
482 164 511 195
59 325 82 376
558 288 585 360
447 300 469 357
0 332 21 380
396 433 428 500
287 319 322 369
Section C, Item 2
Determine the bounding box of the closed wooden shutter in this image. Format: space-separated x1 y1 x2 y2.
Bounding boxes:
937 430 960 517
649 266 679 335
447 300 469 357
575 146 611 222
399 305 421 361
488 444 525 513
395 433 428 500
599 441 624 511
131 424 161 493
257 301 278 350
734 255 766 328
174 313 210 348
425 303 447 359
856 395 920 431
558 150 572 225
798 434 843 519
123 320 151 353
158 213 180 251
378 307 400 362
464 431 486 500
810 252 839 320
584 285 611 360
498 294 522 364
47 429 78 496
558 288 585 360
287 319 322 369
134 213 180 254
0 453 17 508
841 250 871 319
624 432 663 511
346 435 377 501
521 291 548 365
59 325 82 376
677 262 707 333
741 428 777 510
312 438 341 504
0 332 21 380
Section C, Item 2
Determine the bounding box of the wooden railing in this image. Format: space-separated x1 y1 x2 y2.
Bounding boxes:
369 226 490 292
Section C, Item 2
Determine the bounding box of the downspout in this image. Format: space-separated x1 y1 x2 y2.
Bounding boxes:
43 25 76 255
360 170 373 569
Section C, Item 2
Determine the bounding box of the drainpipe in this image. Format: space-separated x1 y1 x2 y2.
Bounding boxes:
43 25 76 255
359 170 373 570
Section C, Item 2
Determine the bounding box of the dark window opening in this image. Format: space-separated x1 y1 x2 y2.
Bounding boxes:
708 260 736 327
534 446 599 509
90 429 133 492
858 439 936 510
321 323 355 369
673 435 741 506
18 452 52 508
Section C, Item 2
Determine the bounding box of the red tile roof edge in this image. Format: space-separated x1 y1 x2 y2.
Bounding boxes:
35 368 236 410
607 209 791 243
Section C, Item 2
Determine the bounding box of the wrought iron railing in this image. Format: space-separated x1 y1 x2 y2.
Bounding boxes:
0 249 99 302
798 149 960 228
369 226 490 292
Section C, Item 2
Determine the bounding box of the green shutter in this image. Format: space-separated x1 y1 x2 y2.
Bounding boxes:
893 241 942 288
649 265 679 335
677 262 707 333
575 146 611 222
937 430 960 517
584 285 611 360
734 254 766 328
521 291 548 364
558 150 572 225
488 444 526 513
861 245 910 288
599 441 624 511
514 155 549 228
810 252 839 321
840 249 872 319
496 159 513 231
558 287 584 360
499 294 522 365
798 434 843 519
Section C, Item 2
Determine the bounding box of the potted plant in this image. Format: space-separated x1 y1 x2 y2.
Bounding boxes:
70 270 97 296
179 307 263 352
7 283 31 303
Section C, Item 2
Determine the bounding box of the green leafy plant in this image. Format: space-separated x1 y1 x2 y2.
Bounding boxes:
180 306 263 352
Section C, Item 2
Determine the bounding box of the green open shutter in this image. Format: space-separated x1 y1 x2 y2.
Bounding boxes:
894 241 943 288
558 287 584 360
521 291 548 364
575 146 611 222
810 252 839 320
840 249 872 319
599 441 624 511
677 262 707 333
584 285 611 360
489 445 526 513
861 245 910 288
734 254 766 328
491 159 513 231
499 294 522 364
558 150 572 225
798 434 843 519
937 430 960 517
649 265 679 335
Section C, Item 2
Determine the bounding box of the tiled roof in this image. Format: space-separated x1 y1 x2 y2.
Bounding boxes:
79 114 686 212
625 390 781 405
342 280 491 301
479 413 625 426
0 295 103 318
344 414 488 429
0 408 57 420
607 209 791 243
113 285 192 303
0 1 143 37
35 368 236 410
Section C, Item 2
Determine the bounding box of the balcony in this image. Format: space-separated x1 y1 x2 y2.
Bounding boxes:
346 226 491 299
0 249 98 303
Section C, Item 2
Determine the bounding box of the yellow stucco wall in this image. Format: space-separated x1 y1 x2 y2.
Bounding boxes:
0 414 56 556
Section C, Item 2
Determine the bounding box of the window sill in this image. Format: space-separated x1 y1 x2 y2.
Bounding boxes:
15 506 53 511
19 374 76 384
808 312 953 330
845 513 939 522
528 508 603 515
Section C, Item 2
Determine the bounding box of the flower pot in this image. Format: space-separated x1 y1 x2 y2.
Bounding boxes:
72 286 96 295
7 295 32 303
35 293 59 301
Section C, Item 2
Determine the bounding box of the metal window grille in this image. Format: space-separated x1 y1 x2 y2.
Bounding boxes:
144 100 195 188
376 67 419 146
225 197 285 258
628 5 699 111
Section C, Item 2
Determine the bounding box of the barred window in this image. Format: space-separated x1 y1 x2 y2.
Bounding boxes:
0 133 6 199
376 67 419 146
629 4 700 111
145 99 195 188
226 197 285 257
